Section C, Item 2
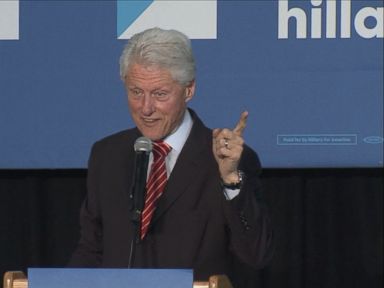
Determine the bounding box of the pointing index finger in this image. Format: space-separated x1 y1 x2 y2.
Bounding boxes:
234 111 248 136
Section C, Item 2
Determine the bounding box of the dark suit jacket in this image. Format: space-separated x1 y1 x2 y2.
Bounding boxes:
69 109 273 285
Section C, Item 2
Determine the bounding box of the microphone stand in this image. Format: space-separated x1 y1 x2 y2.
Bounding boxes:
128 149 150 268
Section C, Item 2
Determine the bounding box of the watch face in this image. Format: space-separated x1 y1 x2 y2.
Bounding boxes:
238 170 244 182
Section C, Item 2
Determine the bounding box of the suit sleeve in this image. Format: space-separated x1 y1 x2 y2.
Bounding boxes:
68 142 103 267
222 146 274 270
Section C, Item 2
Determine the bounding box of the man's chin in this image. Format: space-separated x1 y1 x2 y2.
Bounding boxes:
139 130 164 141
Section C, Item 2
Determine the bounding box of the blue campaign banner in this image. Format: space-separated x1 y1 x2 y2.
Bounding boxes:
0 0 383 168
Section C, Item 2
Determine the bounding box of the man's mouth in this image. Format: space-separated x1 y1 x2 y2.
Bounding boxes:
142 118 159 125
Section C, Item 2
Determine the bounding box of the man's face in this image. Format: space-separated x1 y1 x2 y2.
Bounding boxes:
125 63 195 141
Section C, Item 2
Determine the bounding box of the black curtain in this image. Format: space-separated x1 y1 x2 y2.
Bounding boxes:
0 168 382 288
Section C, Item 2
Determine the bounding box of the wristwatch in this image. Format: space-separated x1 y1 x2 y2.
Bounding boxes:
222 170 245 190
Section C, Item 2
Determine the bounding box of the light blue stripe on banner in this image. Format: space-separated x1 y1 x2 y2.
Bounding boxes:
117 0 153 37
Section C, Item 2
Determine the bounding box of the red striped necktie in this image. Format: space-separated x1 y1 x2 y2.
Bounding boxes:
141 140 172 239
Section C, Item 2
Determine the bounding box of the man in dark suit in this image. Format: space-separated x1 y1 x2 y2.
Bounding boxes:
70 27 273 287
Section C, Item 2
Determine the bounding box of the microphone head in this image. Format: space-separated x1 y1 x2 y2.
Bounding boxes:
134 137 152 153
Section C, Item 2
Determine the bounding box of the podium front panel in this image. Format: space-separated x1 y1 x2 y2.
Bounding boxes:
28 268 193 288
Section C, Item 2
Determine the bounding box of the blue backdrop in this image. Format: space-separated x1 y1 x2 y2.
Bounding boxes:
1 0 383 168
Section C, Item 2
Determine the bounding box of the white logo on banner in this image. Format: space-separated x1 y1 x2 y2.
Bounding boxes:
278 0 384 39
0 0 19 40
117 0 217 39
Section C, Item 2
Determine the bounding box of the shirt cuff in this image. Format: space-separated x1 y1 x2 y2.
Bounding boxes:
223 188 240 200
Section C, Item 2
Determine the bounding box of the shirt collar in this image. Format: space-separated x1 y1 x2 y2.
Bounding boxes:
164 109 193 154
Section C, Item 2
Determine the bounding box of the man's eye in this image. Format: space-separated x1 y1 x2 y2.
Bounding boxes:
153 91 168 99
130 89 143 97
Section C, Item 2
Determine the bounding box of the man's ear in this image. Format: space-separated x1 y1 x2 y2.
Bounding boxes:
184 80 195 102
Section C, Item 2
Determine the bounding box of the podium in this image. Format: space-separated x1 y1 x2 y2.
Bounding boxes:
3 270 233 288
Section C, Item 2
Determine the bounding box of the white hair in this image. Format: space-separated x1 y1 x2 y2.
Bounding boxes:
119 27 196 86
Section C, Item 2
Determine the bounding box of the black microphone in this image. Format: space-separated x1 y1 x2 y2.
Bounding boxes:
129 137 152 264
131 136 152 223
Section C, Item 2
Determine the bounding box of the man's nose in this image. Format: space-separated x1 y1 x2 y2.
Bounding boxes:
141 94 155 115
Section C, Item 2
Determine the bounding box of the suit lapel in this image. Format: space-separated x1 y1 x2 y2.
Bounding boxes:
151 111 212 223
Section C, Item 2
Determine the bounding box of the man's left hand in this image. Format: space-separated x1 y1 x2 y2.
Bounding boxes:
212 111 248 184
